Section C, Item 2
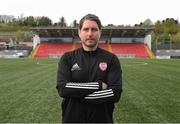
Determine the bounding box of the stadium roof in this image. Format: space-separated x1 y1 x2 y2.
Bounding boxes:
31 27 154 38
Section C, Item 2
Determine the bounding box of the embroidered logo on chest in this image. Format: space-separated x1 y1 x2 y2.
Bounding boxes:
99 62 107 71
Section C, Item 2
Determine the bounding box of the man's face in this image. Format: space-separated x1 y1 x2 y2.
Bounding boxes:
78 20 101 49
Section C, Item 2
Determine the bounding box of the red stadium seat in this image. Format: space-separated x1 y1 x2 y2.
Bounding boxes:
35 42 73 58
111 43 150 58
34 42 151 58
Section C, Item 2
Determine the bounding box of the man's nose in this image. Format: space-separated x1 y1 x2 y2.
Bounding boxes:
87 30 93 35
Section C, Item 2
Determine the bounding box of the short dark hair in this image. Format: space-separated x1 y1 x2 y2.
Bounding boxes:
79 14 102 30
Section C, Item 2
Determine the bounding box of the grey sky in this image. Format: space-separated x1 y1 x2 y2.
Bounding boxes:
1 0 180 25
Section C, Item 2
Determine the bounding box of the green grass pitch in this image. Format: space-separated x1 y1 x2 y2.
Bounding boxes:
0 58 180 123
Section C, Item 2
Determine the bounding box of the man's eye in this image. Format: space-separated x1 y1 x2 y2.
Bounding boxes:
92 28 98 31
82 28 98 32
83 28 89 31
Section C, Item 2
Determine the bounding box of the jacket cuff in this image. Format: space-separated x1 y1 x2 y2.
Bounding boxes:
98 80 103 90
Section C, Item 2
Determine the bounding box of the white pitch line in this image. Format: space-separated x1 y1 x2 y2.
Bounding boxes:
124 62 148 66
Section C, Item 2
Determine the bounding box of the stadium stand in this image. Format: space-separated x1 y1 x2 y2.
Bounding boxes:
34 42 110 58
34 42 73 58
98 43 109 51
33 42 154 58
31 27 154 58
111 43 151 58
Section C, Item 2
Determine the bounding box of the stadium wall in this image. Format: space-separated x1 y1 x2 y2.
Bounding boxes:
110 37 144 43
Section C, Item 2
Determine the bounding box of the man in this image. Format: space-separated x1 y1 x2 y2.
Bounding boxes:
56 14 122 123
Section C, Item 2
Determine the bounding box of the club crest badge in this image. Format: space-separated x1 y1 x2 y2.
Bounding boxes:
99 62 107 71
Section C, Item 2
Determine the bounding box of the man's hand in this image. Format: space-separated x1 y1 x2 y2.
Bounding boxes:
102 82 108 90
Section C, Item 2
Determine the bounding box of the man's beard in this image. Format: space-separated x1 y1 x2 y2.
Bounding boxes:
82 40 98 48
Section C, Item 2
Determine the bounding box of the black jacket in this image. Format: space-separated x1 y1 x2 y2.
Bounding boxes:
56 47 122 123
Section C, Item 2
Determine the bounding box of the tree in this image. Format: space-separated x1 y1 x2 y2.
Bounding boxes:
154 21 164 34
38 16 52 26
24 16 35 27
162 18 178 34
172 31 180 43
16 14 25 26
16 30 23 41
106 24 114 27
72 19 78 27
58 16 67 27
151 31 157 44
154 18 179 43
142 19 153 27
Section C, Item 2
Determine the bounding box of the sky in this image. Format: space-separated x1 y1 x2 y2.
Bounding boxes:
1 0 180 26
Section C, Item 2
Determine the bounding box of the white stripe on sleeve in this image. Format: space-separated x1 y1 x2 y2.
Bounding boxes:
85 89 114 99
65 82 99 90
